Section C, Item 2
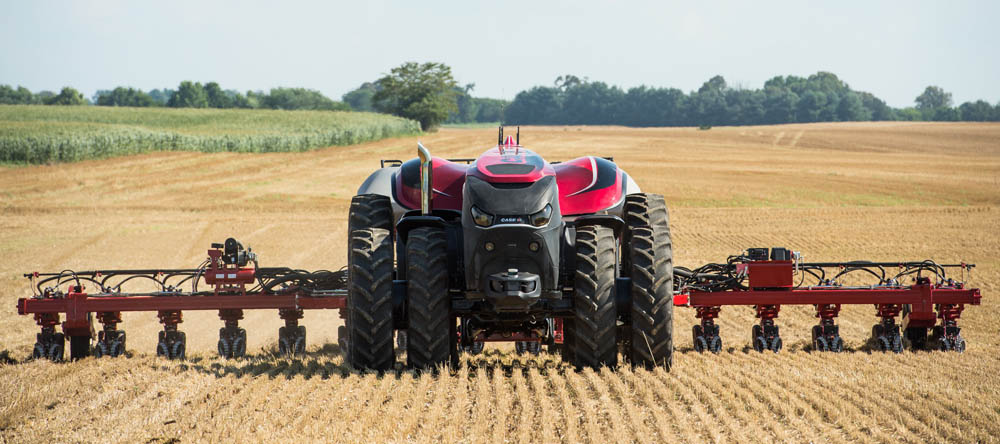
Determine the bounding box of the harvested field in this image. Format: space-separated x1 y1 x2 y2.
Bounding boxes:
1 122 999 443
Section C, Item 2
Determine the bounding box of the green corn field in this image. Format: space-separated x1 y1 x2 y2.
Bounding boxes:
0 105 421 164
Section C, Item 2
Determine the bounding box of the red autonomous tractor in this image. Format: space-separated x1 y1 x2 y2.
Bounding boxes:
17 128 982 368
344 128 673 370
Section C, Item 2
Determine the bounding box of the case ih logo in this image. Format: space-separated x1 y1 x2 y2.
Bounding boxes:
498 216 524 224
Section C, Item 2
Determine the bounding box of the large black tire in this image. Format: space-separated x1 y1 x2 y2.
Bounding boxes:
346 194 393 368
405 227 451 369
348 194 393 240
623 193 673 369
346 228 395 370
624 193 669 235
569 225 618 369
625 226 674 369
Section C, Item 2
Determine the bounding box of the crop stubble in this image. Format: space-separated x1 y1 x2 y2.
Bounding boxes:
1 122 999 443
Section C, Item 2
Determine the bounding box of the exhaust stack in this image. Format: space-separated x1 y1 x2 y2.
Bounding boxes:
417 142 432 215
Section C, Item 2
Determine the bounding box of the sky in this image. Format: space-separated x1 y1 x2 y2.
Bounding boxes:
1 0 997 108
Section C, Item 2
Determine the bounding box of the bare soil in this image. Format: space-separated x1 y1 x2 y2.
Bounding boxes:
1 122 998 443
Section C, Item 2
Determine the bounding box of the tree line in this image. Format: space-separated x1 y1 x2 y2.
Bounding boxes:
3 66 998 128
0 85 89 106
503 72 1000 126
0 82 352 111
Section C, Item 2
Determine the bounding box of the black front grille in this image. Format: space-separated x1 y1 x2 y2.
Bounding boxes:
485 163 536 175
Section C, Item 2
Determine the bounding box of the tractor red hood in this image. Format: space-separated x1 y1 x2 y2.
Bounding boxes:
552 156 625 216
391 147 626 216
468 147 555 183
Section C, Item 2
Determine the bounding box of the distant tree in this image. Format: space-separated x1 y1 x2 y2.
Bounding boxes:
932 107 961 121
620 85 684 126
858 92 894 121
372 62 459 130
95 87 155 107
504 86 564 125
562 81 625 124
168 81 208 108
261 87 348 111
689 76 730 126
895 107 923 121
35 90 56 103
763 86 798 124
227 90 256 109
797 90 828 123
622 86 686 126
0 85 36 104
92 89 110 104
805 72 848 96
958 100 993 121
728 88 766 125
148 88 174 105
45 87 86 105
763 75 788 90
698 75 728 94
342 82 378 112
204 82 233 108
837 91 871 121
915 86 952 119
240 90 265 109
453 84 480 123
473 98 508 122
555 74 584 90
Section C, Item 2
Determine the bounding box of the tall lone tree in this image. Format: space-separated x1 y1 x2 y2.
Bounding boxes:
373 62 458 130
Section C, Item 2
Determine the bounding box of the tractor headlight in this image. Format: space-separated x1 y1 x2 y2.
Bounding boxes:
529 204 552 227
470 205 493 227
